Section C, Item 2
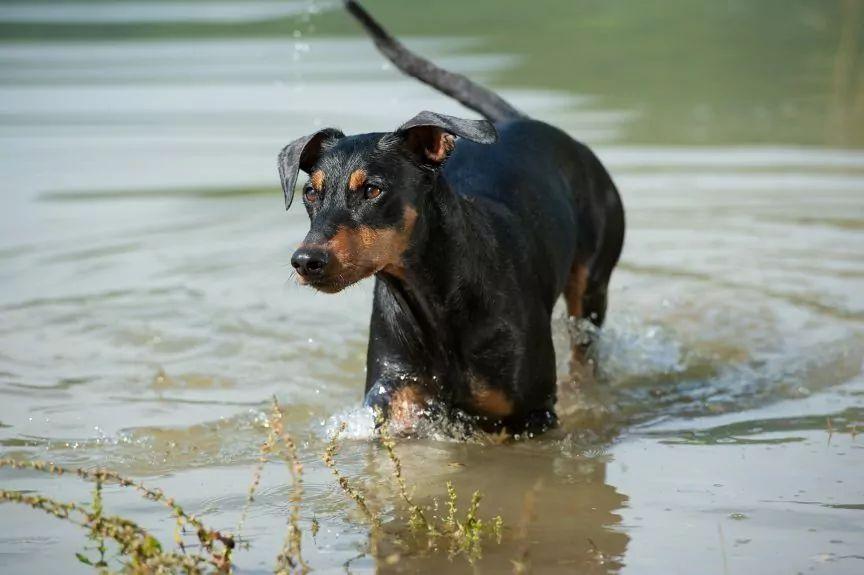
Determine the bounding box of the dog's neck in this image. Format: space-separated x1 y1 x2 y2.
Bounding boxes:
377 172 489 371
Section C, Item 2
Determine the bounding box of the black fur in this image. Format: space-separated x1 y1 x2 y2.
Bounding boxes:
278 2 625 434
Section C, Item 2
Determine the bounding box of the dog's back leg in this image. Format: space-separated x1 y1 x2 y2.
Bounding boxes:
564 261 594 375
565 264 617 379
564 152 625 376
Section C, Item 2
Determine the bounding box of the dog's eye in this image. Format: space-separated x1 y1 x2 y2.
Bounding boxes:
303 186 319 203
363 184 382 200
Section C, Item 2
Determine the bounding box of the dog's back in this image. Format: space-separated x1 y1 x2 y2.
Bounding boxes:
444 118 622 315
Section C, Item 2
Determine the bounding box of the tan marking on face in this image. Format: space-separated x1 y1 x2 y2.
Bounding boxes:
348 169 367 191
324 206 418 287
469 377 513 418
310 170 325 191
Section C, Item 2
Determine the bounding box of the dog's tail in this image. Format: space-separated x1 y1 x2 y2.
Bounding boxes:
344 1 525 123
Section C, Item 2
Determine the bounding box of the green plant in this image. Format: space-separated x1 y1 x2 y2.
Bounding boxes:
322 421 381 527
270 399 309 574
0 459 234 573
0 413 506 572
377 422 504 563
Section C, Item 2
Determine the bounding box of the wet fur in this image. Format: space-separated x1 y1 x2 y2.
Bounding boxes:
279 2 625 434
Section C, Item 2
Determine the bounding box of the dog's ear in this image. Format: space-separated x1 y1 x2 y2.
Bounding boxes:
395 111 497 166
277 128 344 209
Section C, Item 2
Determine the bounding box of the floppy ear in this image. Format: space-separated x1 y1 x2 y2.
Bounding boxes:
395 111 497 166
277 128 344 209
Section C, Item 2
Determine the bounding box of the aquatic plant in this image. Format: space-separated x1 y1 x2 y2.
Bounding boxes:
376 421 504 562
0 459 235 573
270 401 308 574
322 421 382 527
238 397 309 573
0 409 507 572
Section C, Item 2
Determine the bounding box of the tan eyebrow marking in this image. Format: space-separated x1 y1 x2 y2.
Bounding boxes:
348 169 367 191
310 170 325 191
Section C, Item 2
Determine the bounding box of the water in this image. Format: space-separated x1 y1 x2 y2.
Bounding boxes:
1 1 863 573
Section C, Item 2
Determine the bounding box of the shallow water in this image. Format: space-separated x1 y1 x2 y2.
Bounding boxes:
1 1 863 573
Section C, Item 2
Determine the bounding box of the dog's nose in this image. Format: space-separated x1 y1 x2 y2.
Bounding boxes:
291 247 329 277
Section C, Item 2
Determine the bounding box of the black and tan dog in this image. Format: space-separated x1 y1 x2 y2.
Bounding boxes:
278 1 624 434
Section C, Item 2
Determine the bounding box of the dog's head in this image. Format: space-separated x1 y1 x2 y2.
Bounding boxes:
278 111 497 293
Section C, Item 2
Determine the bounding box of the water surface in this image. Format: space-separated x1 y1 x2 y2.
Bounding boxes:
1 1 863 573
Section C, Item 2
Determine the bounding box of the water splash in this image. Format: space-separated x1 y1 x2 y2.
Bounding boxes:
593 314 687 383
322 406 376 440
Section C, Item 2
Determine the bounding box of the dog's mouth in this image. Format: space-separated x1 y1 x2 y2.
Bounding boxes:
303 276 348 294
300 266 374 293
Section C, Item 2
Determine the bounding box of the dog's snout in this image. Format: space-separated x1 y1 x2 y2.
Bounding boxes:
291 247 329 277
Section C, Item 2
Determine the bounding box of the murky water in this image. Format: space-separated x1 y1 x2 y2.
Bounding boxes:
1 1 863 573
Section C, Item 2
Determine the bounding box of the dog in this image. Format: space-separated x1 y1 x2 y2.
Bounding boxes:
278 1 624 434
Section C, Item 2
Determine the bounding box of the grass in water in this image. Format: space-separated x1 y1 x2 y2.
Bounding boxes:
377 420 504 562
0 410 507 572
0 459 235 572
322 421 382 528
269 399 309 574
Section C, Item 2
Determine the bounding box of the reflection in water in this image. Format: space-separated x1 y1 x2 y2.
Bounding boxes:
1 1 864 573
369 443 629 574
